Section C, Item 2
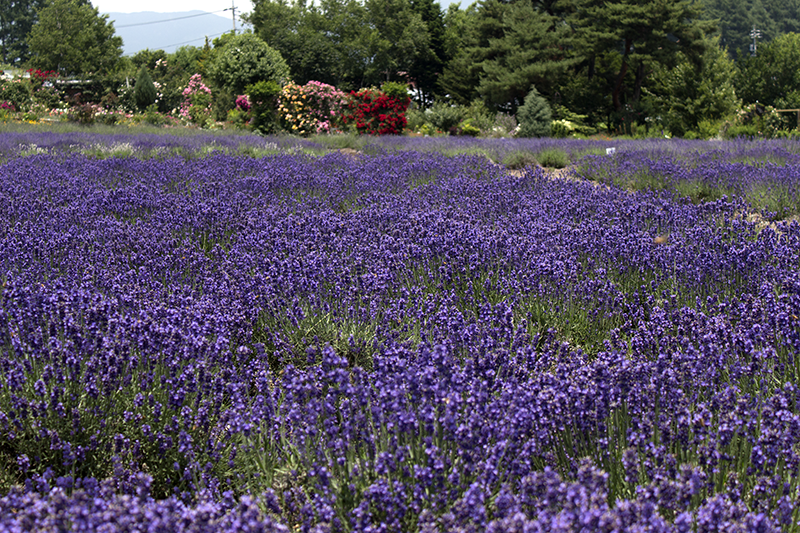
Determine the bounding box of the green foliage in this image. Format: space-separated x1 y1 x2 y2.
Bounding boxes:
550 104 597 138
246 80 281 134
380 81 409 100
477 0 578 111
535 148 569 169
133 66 157 111
577 0 712 114
226 107 251 130
0 0 47 64
704 0 800 59
247 0 344 87
0 78 31 111
407 0 447 106
142 104 170 126
459 100 494 134
140 47 204 114
426 101 465 133
248 0 443 95
131 48 168 71
516 86 552 138
722 103 785 138
457 120 480 136
502 150 538 169
405 106 427 131
26 0 123 76
735 32 800 112
363 0 434 88
647 37 740 137
208 33 290 96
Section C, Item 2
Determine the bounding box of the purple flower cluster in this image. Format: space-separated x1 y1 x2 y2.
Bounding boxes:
575 140 800 218
1 135 799 531
0 476 288 532
0 130 317 158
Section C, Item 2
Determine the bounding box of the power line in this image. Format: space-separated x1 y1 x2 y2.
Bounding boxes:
115 10 229 28
152 30 230 51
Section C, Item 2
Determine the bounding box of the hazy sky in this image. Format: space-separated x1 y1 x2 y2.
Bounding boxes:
92 0 459 15
93 0 255 15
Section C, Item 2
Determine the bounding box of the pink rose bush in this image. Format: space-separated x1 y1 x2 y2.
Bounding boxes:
180 74 212 126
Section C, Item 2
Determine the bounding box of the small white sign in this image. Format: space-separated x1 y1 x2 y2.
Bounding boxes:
606 147 616 155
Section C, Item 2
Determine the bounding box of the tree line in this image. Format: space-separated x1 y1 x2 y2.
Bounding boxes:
2 0 800 137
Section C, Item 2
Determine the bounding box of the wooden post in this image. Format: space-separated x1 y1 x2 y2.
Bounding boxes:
775 109 800 130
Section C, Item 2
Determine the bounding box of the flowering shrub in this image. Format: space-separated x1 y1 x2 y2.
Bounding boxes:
343 84 410 135
722 103 786 139
3 138 800 530
93 107 134 125
0 78 31 111
302 80 348 133
278 82 312 135
179 73 212 126
235 94 250 112
277 81 348 135
26 69 58 91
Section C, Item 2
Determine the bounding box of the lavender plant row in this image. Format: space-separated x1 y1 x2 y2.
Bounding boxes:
575 144 800 219
1 141 799 531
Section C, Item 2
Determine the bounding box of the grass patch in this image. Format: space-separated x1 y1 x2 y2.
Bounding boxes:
253 304 378 371
535 148 570 169
502 150 539 169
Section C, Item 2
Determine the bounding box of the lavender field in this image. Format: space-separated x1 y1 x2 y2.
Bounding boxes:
1 132 800 532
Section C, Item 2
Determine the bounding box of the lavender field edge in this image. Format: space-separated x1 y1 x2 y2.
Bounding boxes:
0 134 799 531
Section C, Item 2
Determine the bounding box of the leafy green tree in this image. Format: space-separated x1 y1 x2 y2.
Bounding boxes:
517 86 552 137
647 36 739 136
317 0 374 88
439 0 581 111
133 65 157 111
438 3 482 105
248 0 442 92
0 0 47 64
207 32 290 95
363 0 432 85
246 80 281 133
247 0 341 86
735 31 800 110
408 0 447 106
131 49 168 71
701 0 800 58
26 0 123 76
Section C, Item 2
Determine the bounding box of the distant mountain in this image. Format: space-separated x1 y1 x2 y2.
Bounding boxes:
106 11 251 55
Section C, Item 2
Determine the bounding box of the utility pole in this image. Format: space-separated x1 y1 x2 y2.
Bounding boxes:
750 26 761 56
226 1 237 35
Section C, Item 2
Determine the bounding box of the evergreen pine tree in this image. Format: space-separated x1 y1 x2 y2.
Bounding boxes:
477 0 578 111
134 65 157 111
517 86 552 137
577 0 713 113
